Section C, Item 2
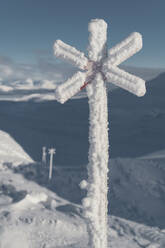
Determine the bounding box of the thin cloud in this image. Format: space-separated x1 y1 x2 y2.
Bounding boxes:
0 54 77 83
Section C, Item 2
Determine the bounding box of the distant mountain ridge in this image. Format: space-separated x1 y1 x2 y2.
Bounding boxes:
0 66 164 101
121 65 165 81
0 71 165 166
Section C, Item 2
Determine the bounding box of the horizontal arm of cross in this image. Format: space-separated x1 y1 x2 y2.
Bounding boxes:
103 65 146 97
54 40 88 70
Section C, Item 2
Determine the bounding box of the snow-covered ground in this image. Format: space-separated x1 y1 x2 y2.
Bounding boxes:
0 69 165 247
1 155 165 247
0 131 33 166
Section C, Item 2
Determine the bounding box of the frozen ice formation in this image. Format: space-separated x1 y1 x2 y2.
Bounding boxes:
54 23 145 104
53 18 146 248
54 39 88 70
55 71 86 103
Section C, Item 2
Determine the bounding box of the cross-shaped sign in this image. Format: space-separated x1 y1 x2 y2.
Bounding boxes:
54 19 146 248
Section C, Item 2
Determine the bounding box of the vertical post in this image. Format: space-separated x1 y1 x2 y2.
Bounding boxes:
81 19 109 248
42 146 47 165
48 148 56 180
53 18 145 248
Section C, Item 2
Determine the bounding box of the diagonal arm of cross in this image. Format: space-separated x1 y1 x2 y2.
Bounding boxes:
54 31 146 103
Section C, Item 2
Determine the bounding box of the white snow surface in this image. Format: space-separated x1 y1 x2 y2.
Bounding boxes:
1 159 165 247
0 130 33 166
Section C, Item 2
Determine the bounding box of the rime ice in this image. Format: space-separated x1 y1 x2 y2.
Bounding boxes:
53 18 146 248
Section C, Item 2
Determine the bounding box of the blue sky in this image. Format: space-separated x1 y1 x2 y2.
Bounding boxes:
0 0 164 82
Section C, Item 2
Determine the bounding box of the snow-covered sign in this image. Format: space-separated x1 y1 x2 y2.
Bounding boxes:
53 19 146 248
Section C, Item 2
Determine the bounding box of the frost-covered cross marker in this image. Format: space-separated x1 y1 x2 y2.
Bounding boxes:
48 148 56 180
53 19 146 248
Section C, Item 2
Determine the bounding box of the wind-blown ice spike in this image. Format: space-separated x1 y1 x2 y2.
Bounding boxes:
106 32 142 66
54 40 88 70
103 65 146 96
55 71 86 103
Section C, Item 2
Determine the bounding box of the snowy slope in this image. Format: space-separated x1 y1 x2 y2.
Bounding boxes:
0 166 87 248
1 163 165 248
25 157 164 229
0 130 33 166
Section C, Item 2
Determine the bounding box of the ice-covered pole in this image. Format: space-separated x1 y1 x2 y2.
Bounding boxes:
82 19 109 248
48 148 56 180
53 18 146 248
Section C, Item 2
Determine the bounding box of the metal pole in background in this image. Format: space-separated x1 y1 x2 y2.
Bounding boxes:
48 148 56 180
